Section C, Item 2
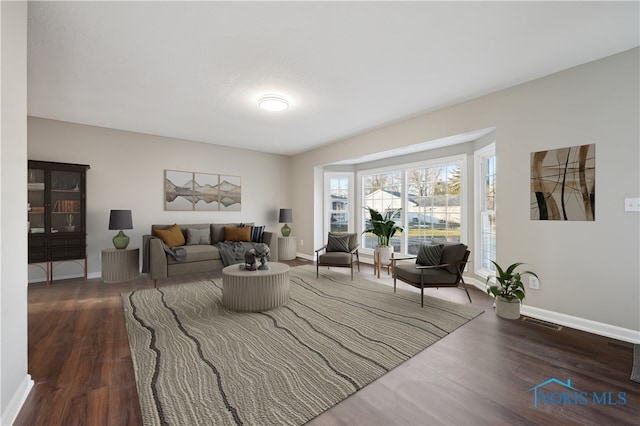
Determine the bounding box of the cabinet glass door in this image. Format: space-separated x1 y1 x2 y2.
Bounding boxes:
51 170 83 233
27 167 46 234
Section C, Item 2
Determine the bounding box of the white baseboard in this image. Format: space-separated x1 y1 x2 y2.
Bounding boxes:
296 252 314 261
520 305 640 344
1 374 33 426
463 276 640 344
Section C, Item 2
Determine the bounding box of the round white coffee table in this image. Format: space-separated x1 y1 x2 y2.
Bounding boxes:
222 262 290 312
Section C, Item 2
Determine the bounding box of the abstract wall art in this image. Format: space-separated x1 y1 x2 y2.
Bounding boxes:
164 170 241 211
530 144 595 221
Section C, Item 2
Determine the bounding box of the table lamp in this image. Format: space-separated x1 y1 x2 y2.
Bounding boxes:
109 209 133 249
278 208 293 237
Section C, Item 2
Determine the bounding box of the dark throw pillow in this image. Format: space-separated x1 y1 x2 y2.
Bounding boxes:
416 243 444 266
251 225 265 243
326 234 350 253
329 232 357 251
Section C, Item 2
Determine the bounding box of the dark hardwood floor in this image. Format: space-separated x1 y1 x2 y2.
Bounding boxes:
16 259 639 425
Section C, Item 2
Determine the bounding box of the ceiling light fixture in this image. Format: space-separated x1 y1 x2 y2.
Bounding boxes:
258 95 289 112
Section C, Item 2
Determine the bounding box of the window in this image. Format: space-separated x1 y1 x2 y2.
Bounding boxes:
325 173 353 233
362 171 403 251
360 156 464 255
405 162 462 255
475 144 496 276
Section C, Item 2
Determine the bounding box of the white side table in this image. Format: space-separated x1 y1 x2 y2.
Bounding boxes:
278 236 297 260
102 247 139 283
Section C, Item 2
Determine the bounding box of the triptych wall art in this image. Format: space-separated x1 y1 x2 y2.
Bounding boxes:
530 143 595 221
164 170 241 211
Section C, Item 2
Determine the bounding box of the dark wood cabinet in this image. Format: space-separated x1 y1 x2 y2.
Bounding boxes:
28 160 90 283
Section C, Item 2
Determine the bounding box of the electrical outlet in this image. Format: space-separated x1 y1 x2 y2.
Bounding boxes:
624 198 640 212
529 276 540 290
300 239 304 247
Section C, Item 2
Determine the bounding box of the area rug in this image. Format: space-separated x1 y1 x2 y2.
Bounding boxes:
122 265 483 426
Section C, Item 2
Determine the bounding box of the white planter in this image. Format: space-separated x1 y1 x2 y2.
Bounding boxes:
375 245 393 266
495 296 521 319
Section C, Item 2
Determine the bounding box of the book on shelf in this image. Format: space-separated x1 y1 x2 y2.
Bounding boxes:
53 200 80 213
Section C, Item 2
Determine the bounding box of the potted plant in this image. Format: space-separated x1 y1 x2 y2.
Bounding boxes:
486 261 538 319
363 207 404 266
64 214 76 232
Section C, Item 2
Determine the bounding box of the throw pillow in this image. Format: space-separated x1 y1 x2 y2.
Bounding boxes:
416 243 444 266
326 234 350 253
153 224 186 248
186 227 211 245
329 232 356 251
251 225 265 243
224 226 251 242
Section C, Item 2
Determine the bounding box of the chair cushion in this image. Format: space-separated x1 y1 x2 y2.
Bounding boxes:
318 251 353 266
416 243 443 266
327 234 350 252
153 224 186 248
439 242 468 273
395 263 459 285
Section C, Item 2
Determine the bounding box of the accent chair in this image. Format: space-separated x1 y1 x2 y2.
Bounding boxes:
392 241 471 306
315 232 360 280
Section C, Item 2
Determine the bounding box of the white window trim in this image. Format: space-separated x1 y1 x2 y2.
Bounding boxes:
474 142 496 279
324 172 354 235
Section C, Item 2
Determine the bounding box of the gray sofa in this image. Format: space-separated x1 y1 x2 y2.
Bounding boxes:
142 223 274 283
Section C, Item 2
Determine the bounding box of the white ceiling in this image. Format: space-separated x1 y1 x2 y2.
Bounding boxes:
27 1 639 156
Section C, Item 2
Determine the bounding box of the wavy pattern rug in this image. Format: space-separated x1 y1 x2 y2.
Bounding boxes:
123 265 483 425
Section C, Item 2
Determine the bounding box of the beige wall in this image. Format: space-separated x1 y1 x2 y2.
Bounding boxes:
27 118 291 280
1 2 32 424
292 48 640 337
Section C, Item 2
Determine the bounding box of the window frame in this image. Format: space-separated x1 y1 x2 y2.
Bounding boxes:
357 154 467 256
324 172 354 235
474 142 496 279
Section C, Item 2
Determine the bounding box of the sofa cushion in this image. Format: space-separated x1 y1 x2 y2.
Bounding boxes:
167 245 221 265
224 226 251 242
187 227 211 245
154 224 185 248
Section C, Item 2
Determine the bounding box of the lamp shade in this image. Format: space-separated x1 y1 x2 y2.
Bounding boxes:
108 210 133 230
278 209 293 223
